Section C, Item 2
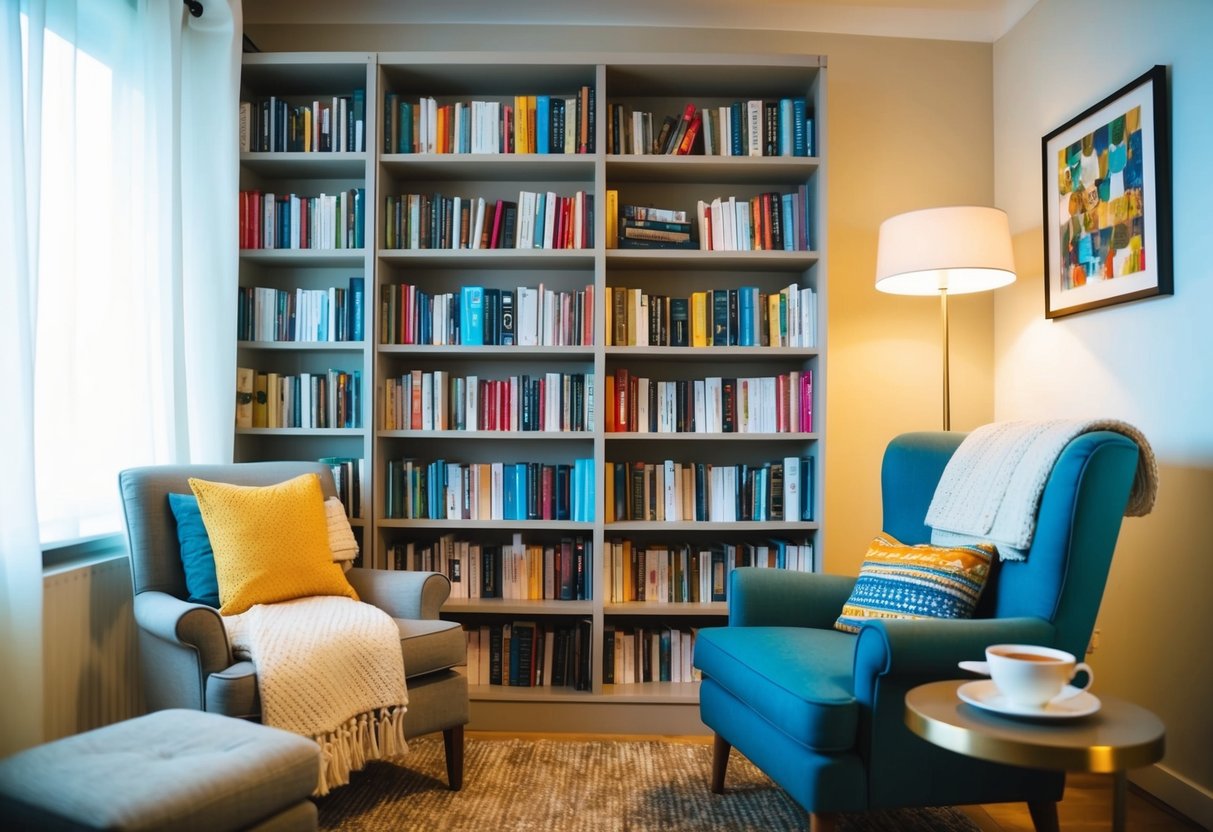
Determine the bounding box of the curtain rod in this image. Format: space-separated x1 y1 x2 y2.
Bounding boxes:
184 0 203 17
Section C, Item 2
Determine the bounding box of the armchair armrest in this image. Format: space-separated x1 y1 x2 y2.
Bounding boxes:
346 568 450 619
133 590 232 676
853 616 1057 704
729 568 858 628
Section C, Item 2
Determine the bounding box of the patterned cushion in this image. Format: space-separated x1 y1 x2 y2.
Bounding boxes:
189 473 358 615
167 492 220 607
834 534 995 633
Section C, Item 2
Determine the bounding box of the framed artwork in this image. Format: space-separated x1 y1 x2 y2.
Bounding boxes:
1042 64 1172 319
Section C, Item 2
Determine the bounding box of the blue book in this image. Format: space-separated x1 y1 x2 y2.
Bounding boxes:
792 98 807 157
514 464 529 521
782 193 795 251
460 286 485 345
779 98 794 156
533 191 547 248
352 88 365 151
348 277 364 342
730 101 744 156
738 287 756 346
400 101 413 153
503 466 518 520
535 95 551 154
353 187 365 248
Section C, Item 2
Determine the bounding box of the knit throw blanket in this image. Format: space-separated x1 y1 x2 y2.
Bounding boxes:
926 419 1158 561
223 596 409 795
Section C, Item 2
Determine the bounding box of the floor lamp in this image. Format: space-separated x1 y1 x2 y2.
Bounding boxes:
874 206 1016 430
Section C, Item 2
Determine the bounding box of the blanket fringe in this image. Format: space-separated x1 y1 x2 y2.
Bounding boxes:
313 705 409 797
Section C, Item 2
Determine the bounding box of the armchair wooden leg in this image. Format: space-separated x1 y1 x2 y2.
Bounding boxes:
1027 800 1060 832
809 812 838 832
443 725 464 791
710 733 730 794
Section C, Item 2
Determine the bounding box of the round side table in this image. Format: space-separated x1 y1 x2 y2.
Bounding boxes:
904 679 1165 832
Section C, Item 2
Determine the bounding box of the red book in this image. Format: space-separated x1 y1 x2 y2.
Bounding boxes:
677 113 702 155
614 368 630 432
541 465 554 519
489 199 505 248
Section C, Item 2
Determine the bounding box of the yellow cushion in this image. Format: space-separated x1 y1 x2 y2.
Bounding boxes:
189 473 358 615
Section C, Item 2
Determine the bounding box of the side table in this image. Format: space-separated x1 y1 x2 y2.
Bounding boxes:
904 679 1165 832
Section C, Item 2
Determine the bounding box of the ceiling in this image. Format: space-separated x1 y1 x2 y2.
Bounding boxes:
242 0 1041 43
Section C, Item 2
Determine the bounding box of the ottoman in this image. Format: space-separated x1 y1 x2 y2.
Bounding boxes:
0 709 320 831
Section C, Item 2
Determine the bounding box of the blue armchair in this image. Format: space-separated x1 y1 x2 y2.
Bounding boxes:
693 430 1142 832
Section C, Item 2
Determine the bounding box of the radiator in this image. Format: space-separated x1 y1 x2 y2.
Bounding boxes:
42 556 142 740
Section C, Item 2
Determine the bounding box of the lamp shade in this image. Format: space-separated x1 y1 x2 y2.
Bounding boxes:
875 206 1016 296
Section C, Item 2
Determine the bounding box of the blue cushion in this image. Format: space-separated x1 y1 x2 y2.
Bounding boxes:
167 493 219 607
694 626 858 752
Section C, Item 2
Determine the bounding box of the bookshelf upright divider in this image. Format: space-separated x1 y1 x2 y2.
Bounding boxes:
239 52 826 733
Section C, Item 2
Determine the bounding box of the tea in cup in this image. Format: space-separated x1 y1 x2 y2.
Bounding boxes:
985 644 1093 708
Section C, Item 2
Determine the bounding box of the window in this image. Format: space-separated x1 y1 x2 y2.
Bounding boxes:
21 0 164 545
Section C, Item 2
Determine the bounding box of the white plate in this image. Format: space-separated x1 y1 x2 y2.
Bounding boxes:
957 679 1101 720
958 660 990 675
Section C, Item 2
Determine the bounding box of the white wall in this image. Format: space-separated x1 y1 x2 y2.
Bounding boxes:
994 1 1213 825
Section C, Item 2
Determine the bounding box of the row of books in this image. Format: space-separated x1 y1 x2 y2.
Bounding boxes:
605 456 815 523
238 189 366 250
234 368 363 430
237 279 365 343
602 625 700 685
383 458 596 522
385 533 591 602
606 283 817 348
382 370 595 433
604 98 813 158
463 620 593 689
382 190 595 251
605 539 815 605
319 456 364 521
379 282 594 347
698 189 811 251
239 91 367 153
606 369 812 435
383 89 597 155
604 200 696 251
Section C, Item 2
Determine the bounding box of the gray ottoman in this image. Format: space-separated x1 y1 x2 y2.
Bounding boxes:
0 709 320 831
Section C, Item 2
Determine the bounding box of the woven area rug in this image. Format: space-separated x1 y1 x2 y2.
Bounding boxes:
316 736 981 831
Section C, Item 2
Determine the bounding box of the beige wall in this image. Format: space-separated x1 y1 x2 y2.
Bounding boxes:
994 0 1213 824
244 22 997 578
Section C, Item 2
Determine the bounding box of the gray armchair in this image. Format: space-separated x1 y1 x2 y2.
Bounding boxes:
118 461 468 789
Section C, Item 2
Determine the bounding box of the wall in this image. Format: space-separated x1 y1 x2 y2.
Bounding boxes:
243 21 998 579
994 0 1213 825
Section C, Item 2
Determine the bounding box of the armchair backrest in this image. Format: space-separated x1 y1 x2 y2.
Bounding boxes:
880 430 1140 658
118 462 336 599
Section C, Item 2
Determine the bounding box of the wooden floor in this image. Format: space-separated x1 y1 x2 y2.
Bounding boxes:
470 732 1201 831
962 772 1202 831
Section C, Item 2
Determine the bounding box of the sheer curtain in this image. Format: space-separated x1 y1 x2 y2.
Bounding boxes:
1 0 240 752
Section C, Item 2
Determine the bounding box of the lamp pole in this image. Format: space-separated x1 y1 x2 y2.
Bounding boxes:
940 288 950 431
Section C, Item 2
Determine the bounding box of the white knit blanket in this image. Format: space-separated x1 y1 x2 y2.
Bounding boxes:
223 596 408 795
926 419 1157 560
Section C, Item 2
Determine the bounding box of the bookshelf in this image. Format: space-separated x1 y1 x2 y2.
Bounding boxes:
238 52 825 734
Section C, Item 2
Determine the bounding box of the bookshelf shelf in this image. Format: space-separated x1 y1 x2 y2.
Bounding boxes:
240 51 826 731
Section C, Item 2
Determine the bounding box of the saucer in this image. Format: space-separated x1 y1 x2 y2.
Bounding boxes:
956 679 1101 720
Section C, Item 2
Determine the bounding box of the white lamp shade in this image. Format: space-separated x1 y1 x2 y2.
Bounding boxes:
875 206 1016 296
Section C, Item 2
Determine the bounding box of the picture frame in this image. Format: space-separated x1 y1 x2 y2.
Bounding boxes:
1042 64 1172 319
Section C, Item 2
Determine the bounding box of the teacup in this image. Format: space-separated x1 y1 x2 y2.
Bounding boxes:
985 644 1093 708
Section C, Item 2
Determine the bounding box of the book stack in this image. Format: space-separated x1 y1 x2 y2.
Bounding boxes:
235 368 362 430
318 456 363 520
604 455 815 523
237 277 365 343
384 457 595 522
606 369 811 434
383 370 594 433
239 91 366 153
386 533 592 602
464 619 592 690
239 188 366 250
605 539 814 605
617 204 696 250
603 625 700 685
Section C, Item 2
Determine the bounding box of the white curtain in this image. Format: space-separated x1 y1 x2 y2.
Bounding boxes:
0 0 46 756
1 0 240 751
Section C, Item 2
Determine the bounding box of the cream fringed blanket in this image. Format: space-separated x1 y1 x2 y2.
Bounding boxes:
926 419 1157 561
224 596 408 795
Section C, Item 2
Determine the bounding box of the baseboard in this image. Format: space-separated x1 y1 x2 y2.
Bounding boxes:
1131 763 1213 829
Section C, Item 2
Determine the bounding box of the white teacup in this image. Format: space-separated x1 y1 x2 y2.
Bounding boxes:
985 644 1093 708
